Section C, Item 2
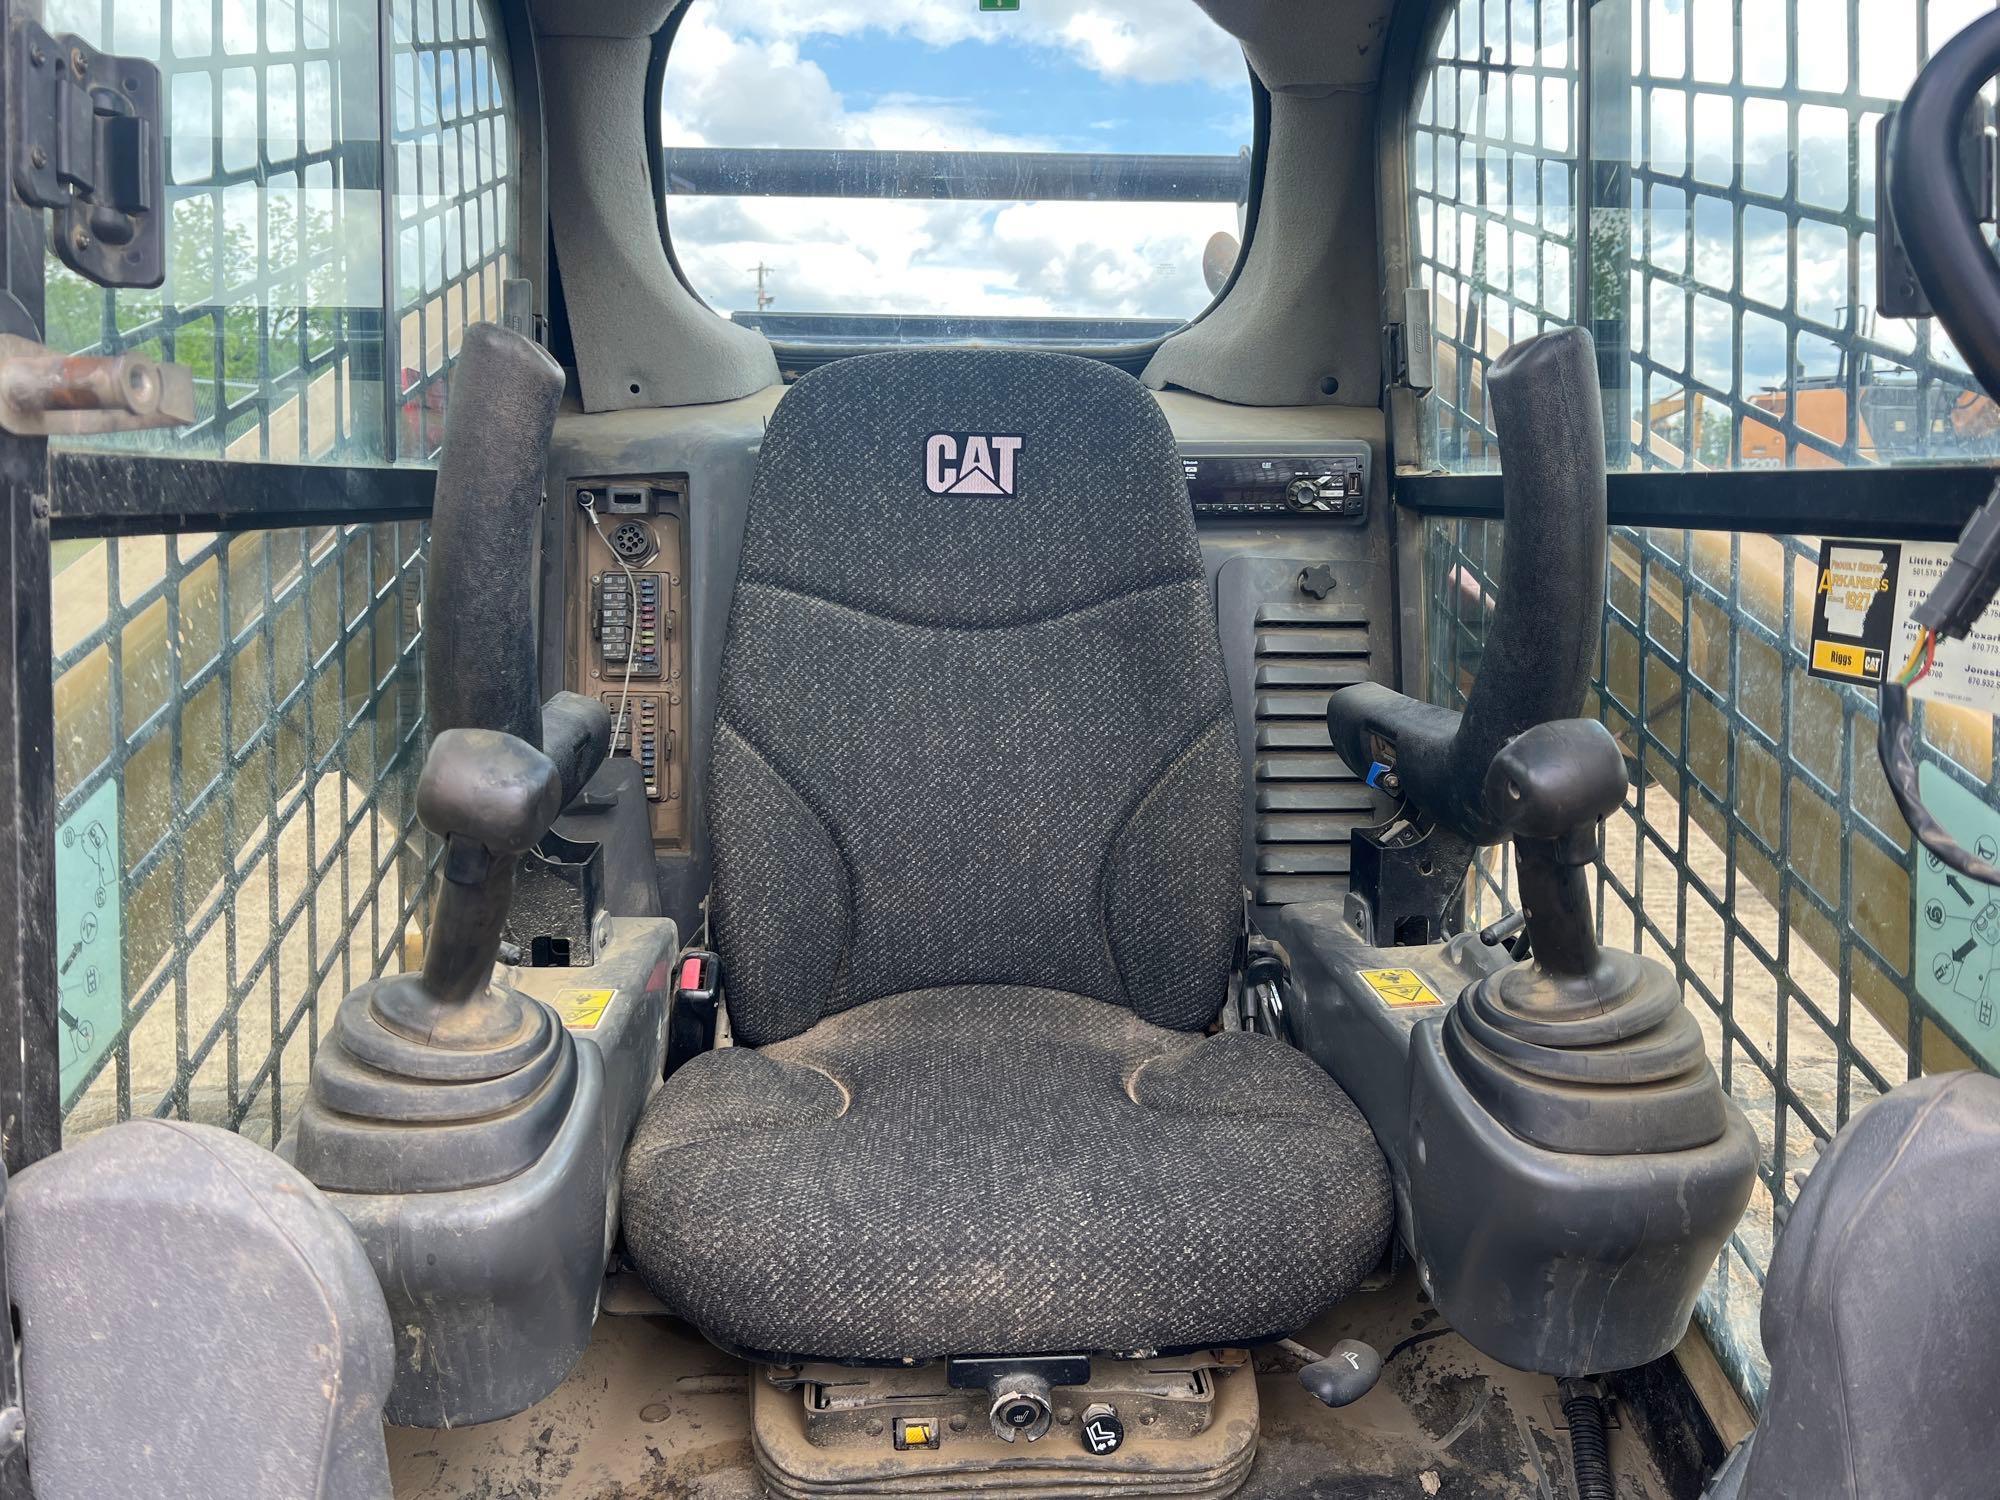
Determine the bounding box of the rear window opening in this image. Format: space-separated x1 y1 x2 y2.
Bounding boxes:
658 0 1255 349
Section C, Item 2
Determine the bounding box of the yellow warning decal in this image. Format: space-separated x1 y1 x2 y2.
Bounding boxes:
552 987 616 1029
1356 968 1444 1009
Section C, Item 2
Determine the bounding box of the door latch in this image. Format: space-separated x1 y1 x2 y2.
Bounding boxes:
1384 287 1435 396
12 22 164 289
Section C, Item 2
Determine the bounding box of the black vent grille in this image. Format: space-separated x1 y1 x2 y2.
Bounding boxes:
1251 605 1376 905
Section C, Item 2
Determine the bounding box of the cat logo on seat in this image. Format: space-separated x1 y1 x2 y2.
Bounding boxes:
925 433 1024 496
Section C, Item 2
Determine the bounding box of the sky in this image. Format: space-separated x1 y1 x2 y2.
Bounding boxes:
660 0 1253 323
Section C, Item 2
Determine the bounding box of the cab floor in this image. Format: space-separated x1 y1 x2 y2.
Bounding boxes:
387 1270 1677 1500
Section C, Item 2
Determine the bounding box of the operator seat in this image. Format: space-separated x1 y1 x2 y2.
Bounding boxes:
620 349 1391 1361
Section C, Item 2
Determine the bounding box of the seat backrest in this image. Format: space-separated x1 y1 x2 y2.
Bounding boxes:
1714 1071 2000 1500
713 349 1242 1047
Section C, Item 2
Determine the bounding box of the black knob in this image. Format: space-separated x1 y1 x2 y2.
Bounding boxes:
1299 564 1339 600
1079 1403 1125 1455
986 1373 1053 1443
1286 477 1323 510
1298 1340 1383 1408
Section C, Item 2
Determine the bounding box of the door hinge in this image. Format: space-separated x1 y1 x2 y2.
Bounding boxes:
12 22 165 290
1385 288 1435 396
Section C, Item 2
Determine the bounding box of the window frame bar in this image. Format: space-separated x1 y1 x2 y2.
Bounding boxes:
0 0 59 1187
1396 462 2000 541
49 454 435 539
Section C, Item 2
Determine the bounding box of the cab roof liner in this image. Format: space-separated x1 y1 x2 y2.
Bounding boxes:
1193 0 1396 93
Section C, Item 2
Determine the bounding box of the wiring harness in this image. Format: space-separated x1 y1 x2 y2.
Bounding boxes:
1880 7 2000 887
1878 479 2000 885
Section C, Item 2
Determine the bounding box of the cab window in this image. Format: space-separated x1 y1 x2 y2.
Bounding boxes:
658 0 1254 346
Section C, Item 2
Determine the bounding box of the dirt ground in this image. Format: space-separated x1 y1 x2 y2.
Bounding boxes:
387 1268 1675 1500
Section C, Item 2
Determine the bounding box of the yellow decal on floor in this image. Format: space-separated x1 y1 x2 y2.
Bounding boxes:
1356 968 1444 1009
552 987 616 1029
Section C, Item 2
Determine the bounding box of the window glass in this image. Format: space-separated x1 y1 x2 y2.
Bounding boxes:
391 0 515 457
42 0 515 464
660 0 1254 346
1412 0 1580 469
1413 0 1998 473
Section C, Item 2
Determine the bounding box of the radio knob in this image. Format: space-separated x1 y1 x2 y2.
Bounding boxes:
1286 478 1324 510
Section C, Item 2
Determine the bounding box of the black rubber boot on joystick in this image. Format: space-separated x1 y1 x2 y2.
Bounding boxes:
1442 719 1729 1155
292 728 579 1194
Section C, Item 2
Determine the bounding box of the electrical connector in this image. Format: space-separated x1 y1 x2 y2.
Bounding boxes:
1914 480 2000 639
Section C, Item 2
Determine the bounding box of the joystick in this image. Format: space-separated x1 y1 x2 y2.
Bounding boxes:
291 729 581 1195
1442 720 1727 1155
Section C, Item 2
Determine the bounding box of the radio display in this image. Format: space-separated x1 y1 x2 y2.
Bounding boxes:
1179 443 1371 520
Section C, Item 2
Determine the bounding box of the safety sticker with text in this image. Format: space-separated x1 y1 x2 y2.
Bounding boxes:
1357 968 1444 1008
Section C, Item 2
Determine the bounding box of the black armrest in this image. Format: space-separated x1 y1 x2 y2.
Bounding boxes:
1325 680 1463 809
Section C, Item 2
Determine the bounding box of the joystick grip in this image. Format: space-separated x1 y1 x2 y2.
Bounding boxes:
1481 719 1629 983
412 730 561 1013
1484 719 1628 847
418 728 563 864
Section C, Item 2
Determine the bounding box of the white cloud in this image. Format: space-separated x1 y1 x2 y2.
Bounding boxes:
672 194 1234 321
661 0 1247 321
701 0 1247 89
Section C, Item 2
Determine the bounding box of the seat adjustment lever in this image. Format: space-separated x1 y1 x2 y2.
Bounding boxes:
1281 1338 1383 1408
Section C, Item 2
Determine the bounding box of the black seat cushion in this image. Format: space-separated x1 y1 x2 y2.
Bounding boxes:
621 987 1394 1362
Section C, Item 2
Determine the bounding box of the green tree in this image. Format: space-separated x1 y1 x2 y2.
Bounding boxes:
46 187 356 452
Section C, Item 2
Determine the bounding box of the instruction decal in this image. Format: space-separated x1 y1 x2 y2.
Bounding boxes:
1357 968 1444 1009
1914 763 2000 1072
552 987 615 1030
55 780 121 1098
1808 538 2000 714
1807 541 1899 687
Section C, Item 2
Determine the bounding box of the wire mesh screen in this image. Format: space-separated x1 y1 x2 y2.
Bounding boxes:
1414 0 1999 473
1412 0 1581 469
43 0 517 1146
391 0 515 458
1411 0 2000 1405
1601 0 1999 471
52 523 435 1147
